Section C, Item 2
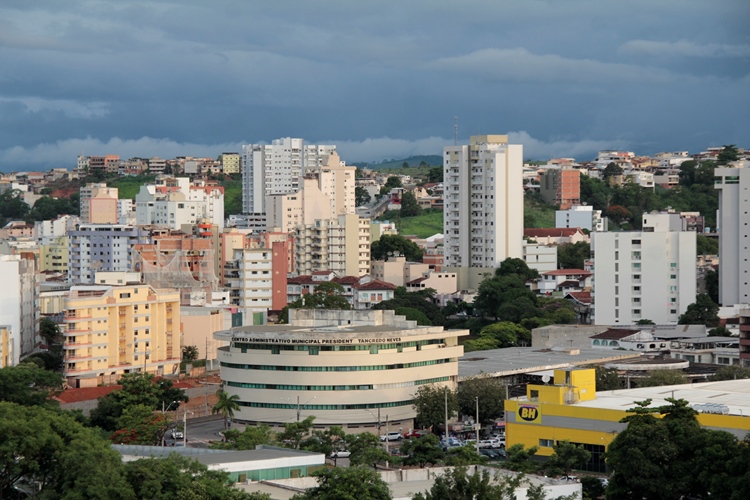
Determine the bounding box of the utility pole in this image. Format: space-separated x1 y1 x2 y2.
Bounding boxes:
444 387 449 442
297 395 301 422
475 397 480 454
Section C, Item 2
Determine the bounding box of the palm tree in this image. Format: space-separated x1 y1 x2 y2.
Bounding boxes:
212 390 240 430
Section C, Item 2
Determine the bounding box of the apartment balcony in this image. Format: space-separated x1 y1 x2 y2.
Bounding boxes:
64 328 91 335
64 312 92 321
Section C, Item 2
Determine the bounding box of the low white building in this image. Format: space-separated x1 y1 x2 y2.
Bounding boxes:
556 205 606 232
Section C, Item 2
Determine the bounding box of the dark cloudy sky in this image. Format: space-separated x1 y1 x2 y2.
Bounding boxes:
1 0 748 170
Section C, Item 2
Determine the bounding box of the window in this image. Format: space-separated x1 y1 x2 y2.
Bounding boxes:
540 439 554 447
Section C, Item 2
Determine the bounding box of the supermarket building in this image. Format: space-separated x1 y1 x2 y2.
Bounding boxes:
505 368 750 472
215 309 469 431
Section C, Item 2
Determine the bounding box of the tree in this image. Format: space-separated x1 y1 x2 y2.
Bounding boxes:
557 241 590 269
0 364 63 408
467 322 531 350
638 369 689 388
355 186 371 206
443 444 486 466
717 144 740 165
413 385 458 434
0 189 30 226
89 373 188 432
288 281 351 310
344 432 391 468
705 267 719 304
111 404 168 445
123 454 268 500
545 440 591 477
457 375 506 422
412 467 530 500
427 166 443 183
371 234 423 261
301 425 346 462
696 234 719 256
635 318 655 325
0 402 135 499
213 390 241 430
213 423 276 450
505 443 540 473
374 287 444 325
709 365 750 381
603 162 624 180
182 344 199 362
39 317 62 346
291 466 391 500
678 293 720 327
277 415 315 450
594 366 621 391
400 434 444 467
400 191 422 217
394 306 432 325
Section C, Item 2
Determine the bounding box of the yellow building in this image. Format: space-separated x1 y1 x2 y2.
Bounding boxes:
0 325 11 368
220 153 241 175
39 236 69 272
505 368 750 473
63 284 181 387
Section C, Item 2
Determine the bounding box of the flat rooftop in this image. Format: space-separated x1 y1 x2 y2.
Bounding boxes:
458 347 641 380
577 379 750 417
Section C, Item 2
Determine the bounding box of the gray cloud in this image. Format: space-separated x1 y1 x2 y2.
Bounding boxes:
620 40 750 58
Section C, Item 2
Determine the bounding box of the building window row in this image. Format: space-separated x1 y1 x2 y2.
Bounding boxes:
220 358 452 372
231 339 445 353
225 376 450 392
238 400 414 411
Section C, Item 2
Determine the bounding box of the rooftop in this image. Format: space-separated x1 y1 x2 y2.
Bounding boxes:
458 347 641 380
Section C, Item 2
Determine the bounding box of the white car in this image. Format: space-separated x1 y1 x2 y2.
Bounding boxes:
171 430 184 440
330 450 351 458
380 432 403 442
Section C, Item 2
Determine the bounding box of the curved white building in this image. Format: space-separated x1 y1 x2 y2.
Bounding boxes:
215 309 468 431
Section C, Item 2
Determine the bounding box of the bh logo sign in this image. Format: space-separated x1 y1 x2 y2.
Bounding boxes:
518 404 540 423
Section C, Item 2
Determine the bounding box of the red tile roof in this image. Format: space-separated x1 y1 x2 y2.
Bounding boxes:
56 385 121 404
590 328 639 340
565 291 591 304
524 228 585 238
287 276 317 285
542 269 591 276
355 279 397 290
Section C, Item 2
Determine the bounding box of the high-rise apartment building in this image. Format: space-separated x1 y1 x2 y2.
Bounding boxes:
443 135 524 268
80 183 119 224
67 224 152 284
62 282 181 386
0 255 36 366
294 214 370 277
241 138 343 228
135 178 224 230
591 212 696 325
715 164 750 306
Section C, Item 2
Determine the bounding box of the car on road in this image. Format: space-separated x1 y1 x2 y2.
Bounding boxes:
171 430 184 440
403 429 430 439
330 450 351 458
380 432 403 442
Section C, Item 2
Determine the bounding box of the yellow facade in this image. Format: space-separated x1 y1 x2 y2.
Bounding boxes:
0 326 11 368
63 284 181 386
505 368 750 472
39 236 69 272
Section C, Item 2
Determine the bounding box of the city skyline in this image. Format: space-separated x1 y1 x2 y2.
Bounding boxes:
0 0 748 170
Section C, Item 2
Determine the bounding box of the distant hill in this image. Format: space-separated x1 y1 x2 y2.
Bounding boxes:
352 155 442 170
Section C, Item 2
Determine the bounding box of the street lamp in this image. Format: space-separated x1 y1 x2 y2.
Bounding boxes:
281 395 317 422
183 408 194 447
161 400 179 446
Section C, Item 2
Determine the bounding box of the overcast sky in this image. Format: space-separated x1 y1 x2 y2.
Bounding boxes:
1 0 748 171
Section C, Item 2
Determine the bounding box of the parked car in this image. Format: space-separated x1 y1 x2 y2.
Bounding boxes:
330 450 351 458
403 429 430 439
171 430 184 440
479 449 495 459
380 431 403 442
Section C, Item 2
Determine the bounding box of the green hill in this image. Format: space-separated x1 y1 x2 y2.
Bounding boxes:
353 155 442 170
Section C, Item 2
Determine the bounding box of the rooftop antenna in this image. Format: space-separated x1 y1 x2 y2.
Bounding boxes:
454 116 458 145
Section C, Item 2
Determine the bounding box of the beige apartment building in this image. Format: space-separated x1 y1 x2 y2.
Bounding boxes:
79 183 119 224
294 214 370 277
62 283 181 387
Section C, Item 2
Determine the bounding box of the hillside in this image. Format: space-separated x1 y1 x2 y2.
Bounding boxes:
353 155 442 170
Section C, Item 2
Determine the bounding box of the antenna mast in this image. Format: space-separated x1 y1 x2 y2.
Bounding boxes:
454 116 458 145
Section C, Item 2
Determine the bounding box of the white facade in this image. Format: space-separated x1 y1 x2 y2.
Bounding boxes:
715 165 750 306
443 135 524 268
556 205 606 232
228 248 274 316
522 243 559 273
241 138 337 216
135 178 224 230
67 224 151 284
35 214 79 243
591 221 696 325
0 255 36 365
215 309 468 428
294 214 370 277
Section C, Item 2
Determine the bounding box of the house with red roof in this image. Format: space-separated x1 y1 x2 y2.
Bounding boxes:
287 274 398 309
538 269 592 294
524 227 589 245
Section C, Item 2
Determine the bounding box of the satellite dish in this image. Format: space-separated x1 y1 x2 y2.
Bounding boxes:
541 375 551 384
